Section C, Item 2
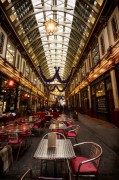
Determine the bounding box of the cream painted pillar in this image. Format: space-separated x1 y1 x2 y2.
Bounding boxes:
88 85 92 109
30 92 32 107
17 85 21 109
110 69 119 108
79 92 81 108
73 95 75 108
34 101 37 113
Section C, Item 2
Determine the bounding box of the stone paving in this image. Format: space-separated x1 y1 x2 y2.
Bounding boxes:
1 113 119 179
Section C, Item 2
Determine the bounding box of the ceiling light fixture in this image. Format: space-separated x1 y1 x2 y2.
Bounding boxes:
45 19 57 35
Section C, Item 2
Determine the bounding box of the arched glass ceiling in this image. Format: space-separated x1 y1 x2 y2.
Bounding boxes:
31 0 76 78
1 0 104 81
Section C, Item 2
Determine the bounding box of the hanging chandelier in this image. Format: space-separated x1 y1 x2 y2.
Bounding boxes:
45 19 57 34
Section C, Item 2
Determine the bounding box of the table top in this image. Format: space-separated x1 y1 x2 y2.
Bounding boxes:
34 139 75 160
0 124 32 133
45 115 53 117
57 116 74 122
49 123 67 130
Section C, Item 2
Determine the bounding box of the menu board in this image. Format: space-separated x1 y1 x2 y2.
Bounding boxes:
97 96 108 113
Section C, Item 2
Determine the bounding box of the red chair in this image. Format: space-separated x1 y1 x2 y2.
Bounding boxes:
8 132 26 161
18 126 32 144
0 135 7 145
0 136 6 142
67 142 103 180
64 121 73 127
0 132 8 146
64 125 80 143
51 112 60 119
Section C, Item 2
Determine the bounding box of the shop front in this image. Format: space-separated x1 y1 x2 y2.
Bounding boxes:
91 73 114 123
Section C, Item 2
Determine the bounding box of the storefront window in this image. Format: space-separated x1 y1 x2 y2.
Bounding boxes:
0 32 5 54
81 64 85 80
91 86 95 95
6 40 15 65
88 54 92 71
16 53 21 70
100 34 105 55
111 15 119 42
22 59 26 75
25 62 30 80
106 78 112 91
96 81 105 97
91 41 100 67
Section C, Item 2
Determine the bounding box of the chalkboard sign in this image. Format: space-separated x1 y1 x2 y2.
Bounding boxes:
97 96 108 113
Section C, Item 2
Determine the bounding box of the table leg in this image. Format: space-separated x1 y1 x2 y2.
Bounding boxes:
40 159 42 176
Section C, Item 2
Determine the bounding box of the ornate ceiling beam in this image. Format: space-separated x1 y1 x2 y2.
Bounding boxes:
80 0 99 13
38 55 73 67
20 23 86 42
14 7 92 29
4 0 21 11
33 48 75 62
29 41 80 58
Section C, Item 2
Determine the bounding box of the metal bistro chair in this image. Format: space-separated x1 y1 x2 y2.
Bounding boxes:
20 168 64 180
64 125 80 143
52 121 66 134
0 132 8 147
7 131 26 161
67 142 103 180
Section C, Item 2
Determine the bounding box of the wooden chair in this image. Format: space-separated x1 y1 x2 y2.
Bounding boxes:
67 142 103 180
20 169 64 180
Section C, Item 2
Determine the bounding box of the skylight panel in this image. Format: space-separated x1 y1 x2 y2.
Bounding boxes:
46 13 53 20
36 13 43 20
50 50 55 53
38 26 45 32
41 37 47 42
50 44 55 48
32 0 41 6
49 35 54 40
57 44 62 48
68 0 76 7
45 0 52 6
31 0 77 77
66 13 73 21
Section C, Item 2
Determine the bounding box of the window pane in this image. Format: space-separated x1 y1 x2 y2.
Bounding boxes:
92 42 100 66
100 34 105 55
111 15 119 42
6 40 15 65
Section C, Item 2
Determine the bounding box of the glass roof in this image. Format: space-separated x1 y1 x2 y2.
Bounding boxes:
31 0 76 78
1 0 104 82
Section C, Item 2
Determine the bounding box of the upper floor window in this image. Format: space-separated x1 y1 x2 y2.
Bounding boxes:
22 58 26 75
6 40 15 66
91 41 100 67
100 34 105 55
0 32 5 54
25 62 30 80
16 53 21 70
96 81 105 97
111 15 119 42
81 64 85 80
